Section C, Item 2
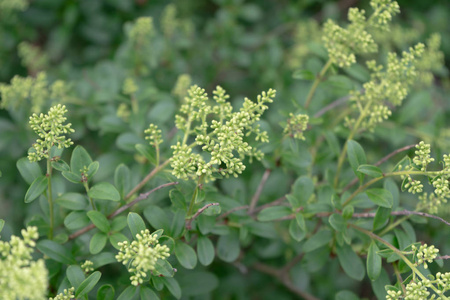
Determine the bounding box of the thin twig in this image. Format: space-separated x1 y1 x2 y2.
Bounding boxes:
280 253 305 274
125 159 171 200
253 196 287 213
352 210 450 227
342 144 415 193
437 255 450 260
186 203 219 230
110 182 179 219
217 205 249 220
248 169 272 214
69 182 178 240
314 95 350 118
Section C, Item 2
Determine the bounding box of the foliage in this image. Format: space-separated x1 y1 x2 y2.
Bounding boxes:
0 0 449 299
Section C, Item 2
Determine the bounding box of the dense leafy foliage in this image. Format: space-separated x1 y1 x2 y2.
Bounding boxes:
1 0 449 299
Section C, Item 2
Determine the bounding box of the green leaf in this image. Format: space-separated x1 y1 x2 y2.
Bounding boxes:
91 252 117 269
162 277 181 299
0 219 4 233
197 236 215 266
24 175 47 203
217 229 240 262
97 284 115 300
87 161 100 179
194 188 205 204
257 206 292 221
37 240 76 264
139 286 159 300
175 241 197 269
17 157 42 185
88 182 120 201
64 211 90 230
87 210 110 233
62 171 82 184
367 241 382 281
114 164 130 199
366 188 393 208
336 243 365 281
202 203 221 216
302 230 333 252
329 213 347 232
347 140 367 182
90 232 108 254
55 193 88 210
109 232 128 250
169 189 186 210
292 69 315 80
295 213 306 230
117 132 145 152
335 290 359 300
51 160 70 172
117 286 137 300
289 176 314 207
75 271 101 298
71 145 93 176
127 212 146 238
154 259 175 277
371 269 390 300
66 265 85 289
169 210 185 238
110 216 127 232
135 144 157 165
357 164 383 178
373 207 391 231
143 206 170 232
289 219 306 242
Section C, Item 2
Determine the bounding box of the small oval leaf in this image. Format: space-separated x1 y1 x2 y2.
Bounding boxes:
25 175 47 203
88 182 121 201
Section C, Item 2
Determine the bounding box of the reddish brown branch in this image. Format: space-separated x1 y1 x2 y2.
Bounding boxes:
68 182 178 240
248 169 272 214
186 203 219 230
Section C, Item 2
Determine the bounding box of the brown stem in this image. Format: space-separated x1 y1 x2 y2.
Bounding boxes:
217 205 249 220
314 95 350 118
248 169 272 214
125 159 171 200
186 203 219 230
352 210 450 227
69 182 178 240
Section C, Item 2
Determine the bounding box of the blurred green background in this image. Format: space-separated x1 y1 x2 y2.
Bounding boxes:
1 0 449 298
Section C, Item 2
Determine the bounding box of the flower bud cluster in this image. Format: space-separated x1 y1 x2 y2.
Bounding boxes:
122 78 138 95
0 226 48 300
416 34 445 87
50 287 75 300
412 244 439 269
172 74 192 100
348 43 425 131
322 0 400 68
413 141 434 171
287 20 320 69
18 42 49 73
129 17 155 46
284 113 309 140
28 104 75 162
145 124 163 147
171 85 275 181
81 260 94 273
116 229 170 286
